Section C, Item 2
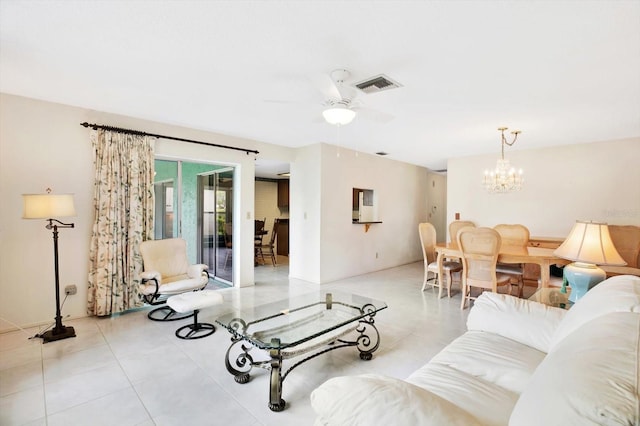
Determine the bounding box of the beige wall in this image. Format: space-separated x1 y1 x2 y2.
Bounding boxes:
447 138 640 239
289 144 323 283
425 171 448 243
290 143 430 284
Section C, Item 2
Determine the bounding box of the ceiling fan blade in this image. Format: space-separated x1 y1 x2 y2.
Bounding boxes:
263 99 303 104
353 106 395 123
308 73 342 100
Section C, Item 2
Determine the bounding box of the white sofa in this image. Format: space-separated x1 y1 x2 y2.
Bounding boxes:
311 275 640 426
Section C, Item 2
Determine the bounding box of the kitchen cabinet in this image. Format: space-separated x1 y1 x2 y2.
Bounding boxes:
277 219 289 255
278 179 289 208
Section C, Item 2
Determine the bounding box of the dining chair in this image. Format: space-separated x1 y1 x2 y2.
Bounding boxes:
419 223 462 298
256 218 279 266
255 218 266 244
224 222 233 271
494 224 530 298
447 220 476 264
457 227 511 309
449 220 476 243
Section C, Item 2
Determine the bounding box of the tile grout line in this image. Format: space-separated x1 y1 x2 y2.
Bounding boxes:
91 317 157 425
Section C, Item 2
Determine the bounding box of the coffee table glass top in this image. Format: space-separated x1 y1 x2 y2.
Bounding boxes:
215 291 387 350
529 287 572 309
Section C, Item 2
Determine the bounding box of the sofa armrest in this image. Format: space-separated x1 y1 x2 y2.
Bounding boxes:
311 374 482 426
466 292 567 353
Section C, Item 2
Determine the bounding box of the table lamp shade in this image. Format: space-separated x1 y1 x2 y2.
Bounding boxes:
554 221 625 303
554 221 626 266
23 194 76 219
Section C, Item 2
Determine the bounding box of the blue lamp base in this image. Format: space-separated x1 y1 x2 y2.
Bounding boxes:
563 262 606 304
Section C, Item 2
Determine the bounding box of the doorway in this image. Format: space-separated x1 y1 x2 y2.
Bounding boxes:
154 159 234 284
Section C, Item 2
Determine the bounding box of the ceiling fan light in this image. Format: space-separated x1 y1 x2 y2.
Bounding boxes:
322 106 356 126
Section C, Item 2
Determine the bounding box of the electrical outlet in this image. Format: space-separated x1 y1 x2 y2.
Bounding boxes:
65 285 77 295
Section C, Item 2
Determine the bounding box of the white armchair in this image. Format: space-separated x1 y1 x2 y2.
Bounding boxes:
139 238 209 321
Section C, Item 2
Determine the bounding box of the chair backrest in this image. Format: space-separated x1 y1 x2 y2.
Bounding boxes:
494 224 530 253
449 220 476 243
458 227 502 290
608 225 640 268
140 238 190 279
224 223 233 248
268 219 279 245
418 222 437 265
255 219 265 234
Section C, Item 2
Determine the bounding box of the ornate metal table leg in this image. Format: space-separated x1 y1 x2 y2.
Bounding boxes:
224 337 254 384
268 338 286 411
356 304 381 361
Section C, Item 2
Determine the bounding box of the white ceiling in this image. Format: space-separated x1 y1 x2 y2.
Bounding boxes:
1 1 639 173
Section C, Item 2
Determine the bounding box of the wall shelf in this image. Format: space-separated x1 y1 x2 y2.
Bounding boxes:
353 221 383 233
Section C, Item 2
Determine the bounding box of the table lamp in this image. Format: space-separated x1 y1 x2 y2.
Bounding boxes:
554 220 626 304
22 190 77 343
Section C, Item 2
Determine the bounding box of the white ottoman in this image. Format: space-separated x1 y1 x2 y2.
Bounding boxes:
167 290 224 339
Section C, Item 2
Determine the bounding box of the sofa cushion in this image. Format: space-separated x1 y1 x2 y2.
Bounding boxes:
549 274 640 349
406 331 543 426
310 374 483 426
467 292 566 353
510 312 640 426
426 331 546 394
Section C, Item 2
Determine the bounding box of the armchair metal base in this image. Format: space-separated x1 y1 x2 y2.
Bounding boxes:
174 310 216 339
147 305 194 322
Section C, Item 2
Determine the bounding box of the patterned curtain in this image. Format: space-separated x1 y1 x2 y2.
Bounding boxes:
87 129 155 316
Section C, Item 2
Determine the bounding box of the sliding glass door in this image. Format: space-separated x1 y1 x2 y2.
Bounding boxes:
154 159 234 284
198 169 233 283
154 160 178 239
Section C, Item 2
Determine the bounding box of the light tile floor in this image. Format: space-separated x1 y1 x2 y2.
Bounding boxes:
1 261 473 426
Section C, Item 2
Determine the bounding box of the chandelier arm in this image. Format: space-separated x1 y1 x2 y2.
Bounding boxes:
502 131 520 147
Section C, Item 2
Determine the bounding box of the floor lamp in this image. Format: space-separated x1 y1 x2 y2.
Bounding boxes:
22 190 77 343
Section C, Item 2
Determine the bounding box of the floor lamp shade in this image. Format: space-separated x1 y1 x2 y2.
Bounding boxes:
23 194 76 219
22 192 77 343
554 221 626 303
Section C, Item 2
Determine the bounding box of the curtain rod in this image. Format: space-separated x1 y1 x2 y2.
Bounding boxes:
80 122 259 155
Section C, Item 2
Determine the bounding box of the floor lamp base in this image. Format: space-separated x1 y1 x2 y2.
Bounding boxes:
41 325 76 343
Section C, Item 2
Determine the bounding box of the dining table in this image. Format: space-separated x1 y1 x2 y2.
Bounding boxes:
435 242 571 288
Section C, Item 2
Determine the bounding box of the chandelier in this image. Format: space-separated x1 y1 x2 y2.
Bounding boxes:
483 127 523 193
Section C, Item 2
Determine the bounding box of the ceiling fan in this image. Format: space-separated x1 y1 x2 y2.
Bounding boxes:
265 68 396 125
316 69 359 125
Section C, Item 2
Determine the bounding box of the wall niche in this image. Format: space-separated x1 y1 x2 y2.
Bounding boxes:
352 188 378 223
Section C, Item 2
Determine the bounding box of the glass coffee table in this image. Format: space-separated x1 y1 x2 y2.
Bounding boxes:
216 291 387 411
529 287 573 309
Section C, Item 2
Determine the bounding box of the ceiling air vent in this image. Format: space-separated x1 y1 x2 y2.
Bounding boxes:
354 74 403 94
